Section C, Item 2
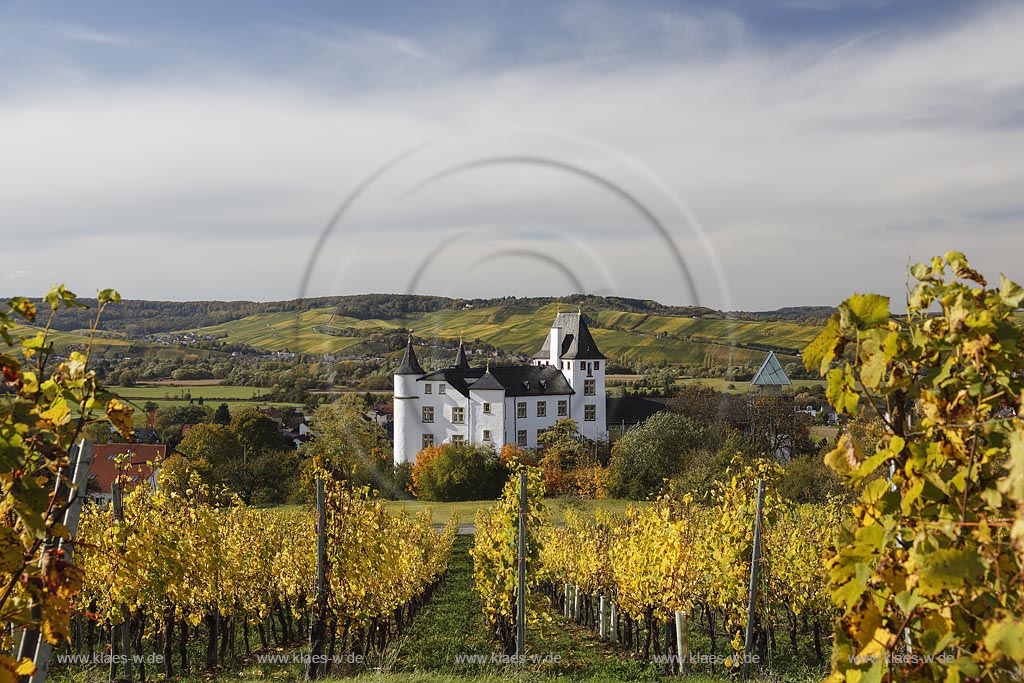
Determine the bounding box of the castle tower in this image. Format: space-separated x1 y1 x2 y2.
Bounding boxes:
535 311 607 440
393 337 424 464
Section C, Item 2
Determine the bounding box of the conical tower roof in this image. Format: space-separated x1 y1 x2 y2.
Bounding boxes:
453 340 471 369
396 337 424 375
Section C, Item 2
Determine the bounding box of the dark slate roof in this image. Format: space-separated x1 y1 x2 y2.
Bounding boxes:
534 312 605 360
395 339 425 375
491 366 574 396
453 342 471 369
418 365 574 397
606 397 668 427
471 369 503 390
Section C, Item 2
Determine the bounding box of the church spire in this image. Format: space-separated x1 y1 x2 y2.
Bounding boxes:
396 335 424 375
453 339 471 369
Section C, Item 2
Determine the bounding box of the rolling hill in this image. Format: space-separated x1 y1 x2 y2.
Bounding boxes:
5 294 832 372
179 300 827 371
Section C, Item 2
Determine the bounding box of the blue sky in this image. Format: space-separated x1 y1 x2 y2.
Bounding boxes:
1 0 1021 309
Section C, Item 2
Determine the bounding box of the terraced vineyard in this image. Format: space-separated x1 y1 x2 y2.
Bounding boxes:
181 302 824 369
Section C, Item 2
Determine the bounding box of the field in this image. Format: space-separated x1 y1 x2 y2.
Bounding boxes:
112 384 270 400
100 383 302 425
676 377 826 394
180 302 824 369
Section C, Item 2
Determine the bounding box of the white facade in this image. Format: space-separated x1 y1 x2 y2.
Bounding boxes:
392 312 608 464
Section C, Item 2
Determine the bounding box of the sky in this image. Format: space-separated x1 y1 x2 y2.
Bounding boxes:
2 0 1022 311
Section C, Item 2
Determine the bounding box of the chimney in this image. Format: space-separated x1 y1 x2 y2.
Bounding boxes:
549 325 561 366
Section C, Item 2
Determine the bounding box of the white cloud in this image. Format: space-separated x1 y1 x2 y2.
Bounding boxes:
0 3 1022 309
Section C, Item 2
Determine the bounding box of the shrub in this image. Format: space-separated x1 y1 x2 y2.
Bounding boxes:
411 443 507 501
607 412 706 499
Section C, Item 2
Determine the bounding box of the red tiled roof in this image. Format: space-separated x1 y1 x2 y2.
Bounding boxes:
88 443 166 495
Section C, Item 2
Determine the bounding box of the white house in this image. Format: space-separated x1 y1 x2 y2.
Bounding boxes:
393 311 608 464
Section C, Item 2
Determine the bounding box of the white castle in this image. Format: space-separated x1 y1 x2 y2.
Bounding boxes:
393 312 608 464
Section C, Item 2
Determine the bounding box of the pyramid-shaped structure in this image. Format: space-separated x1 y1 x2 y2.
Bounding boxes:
750 351 791 387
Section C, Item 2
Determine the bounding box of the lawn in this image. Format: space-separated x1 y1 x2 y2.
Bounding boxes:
384 498 649 526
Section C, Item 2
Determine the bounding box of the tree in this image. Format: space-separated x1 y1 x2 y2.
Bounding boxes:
747 394 814 461
81 420 115 444
608 412 707 499
230 409 288 456
537 418 603 497
213 402 231 425
178 423 242 469
302 394 390 489
153 404 213 447
777 450 846 504
410 443 506 501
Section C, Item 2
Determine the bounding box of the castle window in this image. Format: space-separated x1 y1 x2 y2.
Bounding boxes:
424 383 432 394
451 434 465 444
517 403 527 419
584 404 596 421
517 430 527 447
584 379 596 396
422 406 434 423
580 362 586 370
439 383 446 395
594 361 600 370
422 434 434 449
452 407 465 424
558 400 568 417
482 429 492 441
483 402 491 414
537 401 547 418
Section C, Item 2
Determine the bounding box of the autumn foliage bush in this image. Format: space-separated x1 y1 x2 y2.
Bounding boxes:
410 442 507 501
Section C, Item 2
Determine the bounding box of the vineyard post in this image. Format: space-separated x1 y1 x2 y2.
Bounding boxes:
610 602 617 643
599 595 606 639
112 482 133 683
563 583 570 617
305 478 328 681
675 611 688 672
17 439 94 683
515 471 526 659
741 479 766 681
